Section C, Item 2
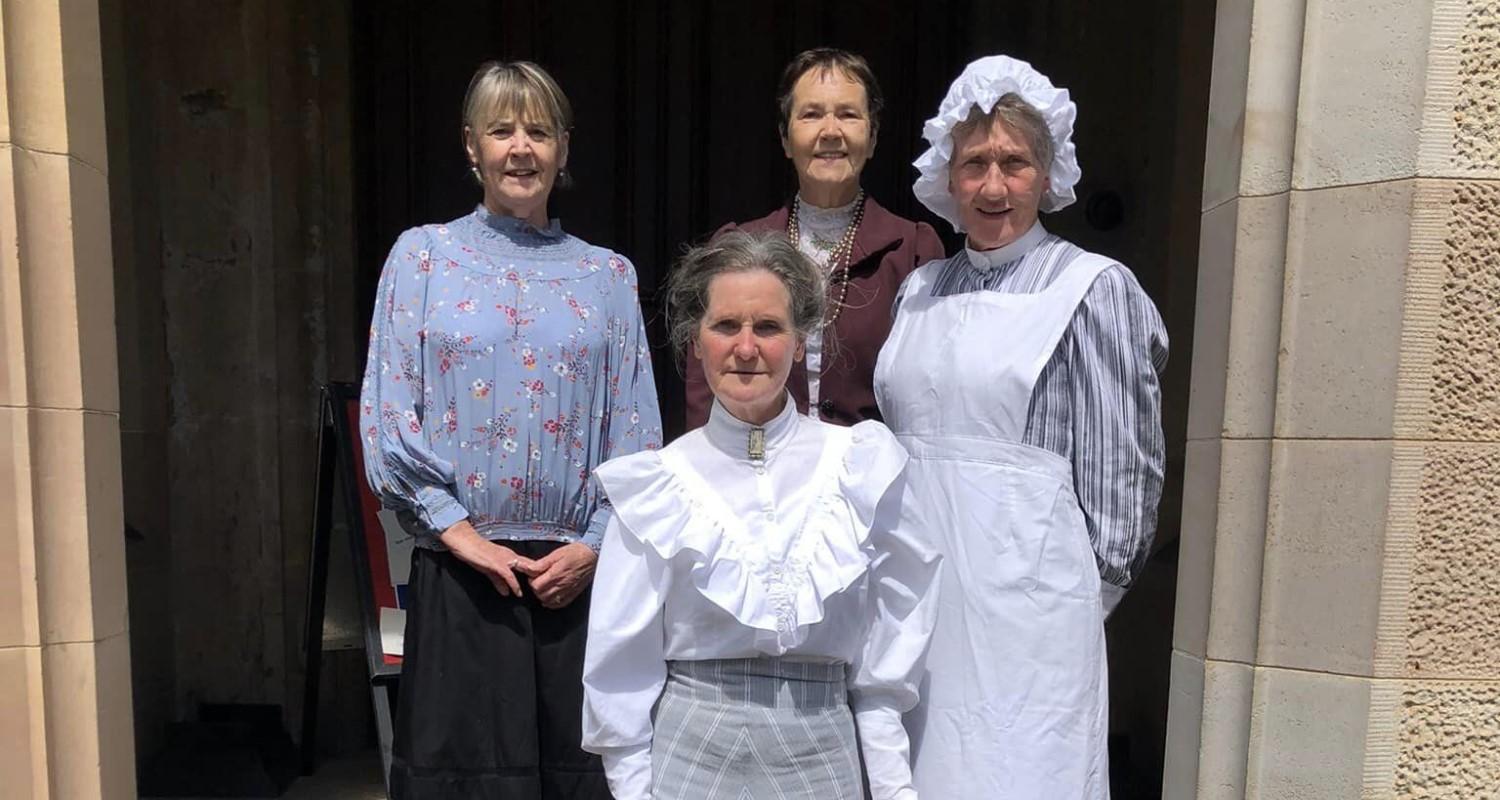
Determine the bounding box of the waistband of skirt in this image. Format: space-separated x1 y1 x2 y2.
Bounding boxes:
415 522 582 550
664 658 848 709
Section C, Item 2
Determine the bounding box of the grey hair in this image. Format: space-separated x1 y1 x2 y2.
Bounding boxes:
952 92 1055 172
665 230 825 357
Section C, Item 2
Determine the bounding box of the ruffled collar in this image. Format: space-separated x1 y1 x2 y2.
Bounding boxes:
705 394 799 463
964 221 1047 273
592 419 909 654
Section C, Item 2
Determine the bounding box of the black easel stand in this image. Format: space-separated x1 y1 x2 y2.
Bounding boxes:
300 383 399 794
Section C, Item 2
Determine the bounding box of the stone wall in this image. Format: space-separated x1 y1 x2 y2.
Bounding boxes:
1166 0 1500 797
0 0 135 796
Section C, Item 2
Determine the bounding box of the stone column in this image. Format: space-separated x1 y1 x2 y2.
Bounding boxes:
0 1 135 797
1166 0 1500 797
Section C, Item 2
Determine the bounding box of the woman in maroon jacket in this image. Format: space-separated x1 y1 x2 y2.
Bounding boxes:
684 48 944 428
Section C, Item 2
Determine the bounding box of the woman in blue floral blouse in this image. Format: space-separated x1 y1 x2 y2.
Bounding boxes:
359 60 662 800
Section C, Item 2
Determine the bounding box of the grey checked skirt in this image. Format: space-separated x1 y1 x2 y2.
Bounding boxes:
649 658 864 799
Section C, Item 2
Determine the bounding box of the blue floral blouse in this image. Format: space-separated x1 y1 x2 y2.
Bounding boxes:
359 206 663 550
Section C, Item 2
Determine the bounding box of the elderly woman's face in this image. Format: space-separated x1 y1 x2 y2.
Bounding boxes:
948 117 1049 251
465 114 568 227
693 268 804 425
781 69 876 206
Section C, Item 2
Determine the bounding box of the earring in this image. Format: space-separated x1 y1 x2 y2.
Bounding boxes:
469 164 482 182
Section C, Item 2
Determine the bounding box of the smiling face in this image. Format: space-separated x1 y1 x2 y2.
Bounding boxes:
465 115 568 228
693 268 804 425
948 115 1050 250
780 68 876 208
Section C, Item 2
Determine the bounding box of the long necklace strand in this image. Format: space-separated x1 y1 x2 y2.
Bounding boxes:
787 190 866 328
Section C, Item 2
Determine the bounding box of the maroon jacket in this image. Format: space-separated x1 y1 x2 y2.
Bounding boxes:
684 196 945 428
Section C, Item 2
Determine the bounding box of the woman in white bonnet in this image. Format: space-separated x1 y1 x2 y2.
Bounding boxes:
873 56 1168 798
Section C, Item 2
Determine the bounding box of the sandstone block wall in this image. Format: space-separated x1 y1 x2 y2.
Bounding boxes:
1166 0 1500 797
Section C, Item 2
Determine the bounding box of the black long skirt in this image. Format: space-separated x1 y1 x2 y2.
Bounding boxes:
389 542 610 800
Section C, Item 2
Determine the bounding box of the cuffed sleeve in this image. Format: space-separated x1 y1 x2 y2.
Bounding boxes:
358 228 468 540
581 515 670 800
579 501 613 552
597 743 652 800
1101 581 1127 617
1068 266 1169 590
849 471 942 800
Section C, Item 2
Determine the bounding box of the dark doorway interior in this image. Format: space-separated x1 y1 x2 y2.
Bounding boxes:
350 3 1213 798
353 1 1208 428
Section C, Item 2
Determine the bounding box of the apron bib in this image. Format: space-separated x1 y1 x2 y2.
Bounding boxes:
874 253 1113 799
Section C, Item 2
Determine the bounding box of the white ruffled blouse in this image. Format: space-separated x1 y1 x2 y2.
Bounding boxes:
581 397 942 800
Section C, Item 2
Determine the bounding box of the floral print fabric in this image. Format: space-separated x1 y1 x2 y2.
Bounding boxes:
360 206 662 549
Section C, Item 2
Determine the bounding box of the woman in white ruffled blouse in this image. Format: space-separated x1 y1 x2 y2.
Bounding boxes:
581 231 941 800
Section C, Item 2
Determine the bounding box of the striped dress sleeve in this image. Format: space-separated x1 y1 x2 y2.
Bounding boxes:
1066 266 1169 591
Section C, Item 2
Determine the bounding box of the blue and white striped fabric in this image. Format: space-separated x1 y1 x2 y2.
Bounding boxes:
649 658 863 800
920 231 1168 590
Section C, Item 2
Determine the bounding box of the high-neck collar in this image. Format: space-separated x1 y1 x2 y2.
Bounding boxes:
964 221 1047 272
475 204 565 241
704 393 800 462
795 194 860 229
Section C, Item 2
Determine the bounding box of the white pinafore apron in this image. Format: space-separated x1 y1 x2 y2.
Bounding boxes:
874 253 1113 799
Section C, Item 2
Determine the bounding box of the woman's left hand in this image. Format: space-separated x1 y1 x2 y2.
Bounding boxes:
514 542 598 609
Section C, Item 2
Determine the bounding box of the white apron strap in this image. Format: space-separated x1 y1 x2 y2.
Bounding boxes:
893 261 939 311
1015 252 1114 393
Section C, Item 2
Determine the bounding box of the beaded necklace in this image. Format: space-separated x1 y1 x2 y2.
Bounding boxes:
786 190 866 328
